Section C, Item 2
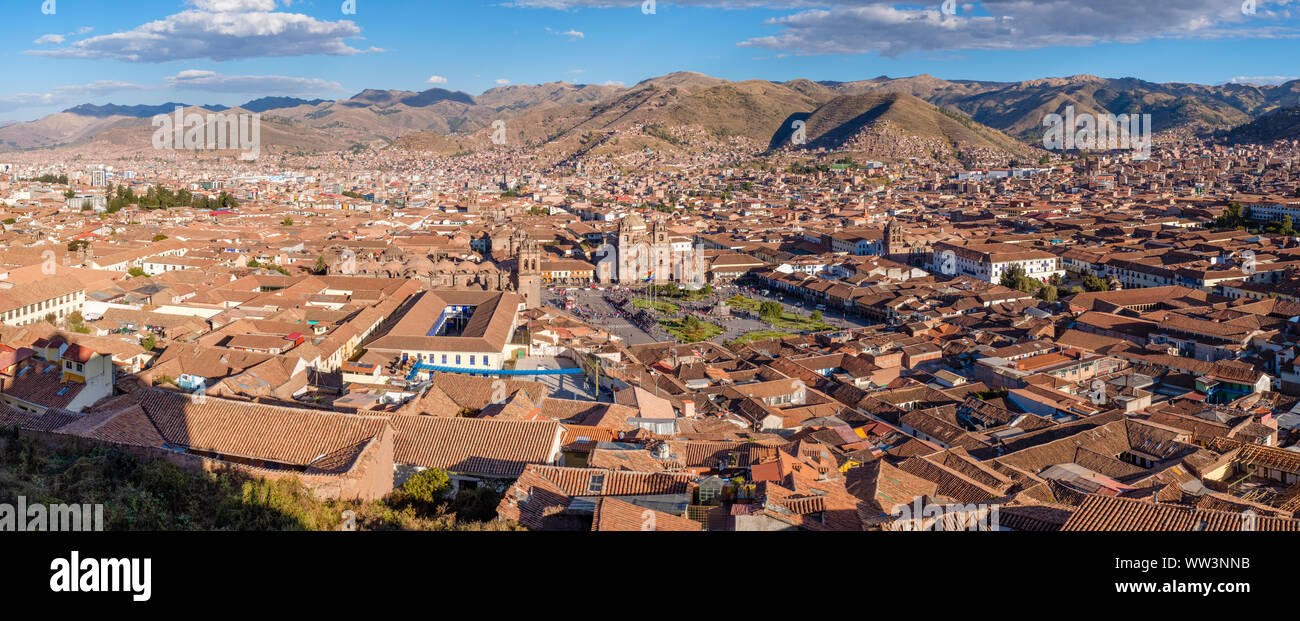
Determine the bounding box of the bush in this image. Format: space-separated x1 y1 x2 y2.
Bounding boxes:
400 468 452 508
451 486 504 523
1082 275 1111 292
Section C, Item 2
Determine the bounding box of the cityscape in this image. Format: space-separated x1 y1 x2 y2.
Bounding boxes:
3 0 1300 543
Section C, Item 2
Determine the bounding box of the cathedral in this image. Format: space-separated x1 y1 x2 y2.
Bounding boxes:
597 213 707 287
883 218 931 268
497 228 542 309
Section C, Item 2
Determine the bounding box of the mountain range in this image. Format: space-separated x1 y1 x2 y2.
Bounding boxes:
3 72 1299 159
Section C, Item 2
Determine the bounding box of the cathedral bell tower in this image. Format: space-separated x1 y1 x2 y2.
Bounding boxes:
515 235 543 309
884 219 905 259
651 216 669 245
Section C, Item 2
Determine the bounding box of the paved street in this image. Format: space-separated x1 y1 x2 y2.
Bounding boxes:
516 355 599 401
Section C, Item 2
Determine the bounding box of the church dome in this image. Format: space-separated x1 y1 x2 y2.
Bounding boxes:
620 212 647 231
408 257 436 274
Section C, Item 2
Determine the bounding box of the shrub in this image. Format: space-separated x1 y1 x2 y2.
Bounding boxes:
400 468 452 508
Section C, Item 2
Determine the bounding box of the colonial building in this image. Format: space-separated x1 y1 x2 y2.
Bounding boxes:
597 213 706 287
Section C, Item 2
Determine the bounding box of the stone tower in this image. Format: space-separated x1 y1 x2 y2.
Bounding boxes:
884 219 905 259
651 215 669 245
515 235 543 309
508 228 529 258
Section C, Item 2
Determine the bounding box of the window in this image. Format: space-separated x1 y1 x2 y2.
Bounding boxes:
588 474 605 493
441 355 447 364
455 355 461 365
469 356 476 366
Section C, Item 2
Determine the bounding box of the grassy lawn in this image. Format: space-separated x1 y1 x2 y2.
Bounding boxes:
727 330 796 346
633 298 681 314
660 317 724 343
768 313 834 332
727 295 759 311
728 295 833 331
646 285 713 301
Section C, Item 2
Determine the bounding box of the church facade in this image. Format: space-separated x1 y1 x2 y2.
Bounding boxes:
596 213 707 288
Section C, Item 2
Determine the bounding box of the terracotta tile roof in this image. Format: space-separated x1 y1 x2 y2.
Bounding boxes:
1062 495 1300 531
53 404 163 447
591 497 702 531
388 415 561 476
497 464 698 530
133 389 390 469
897 455 1002 504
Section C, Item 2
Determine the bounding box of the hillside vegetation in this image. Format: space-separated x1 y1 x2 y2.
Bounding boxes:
0 427 520 531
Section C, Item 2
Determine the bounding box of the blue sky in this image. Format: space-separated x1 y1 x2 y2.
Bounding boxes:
2 0 1298 121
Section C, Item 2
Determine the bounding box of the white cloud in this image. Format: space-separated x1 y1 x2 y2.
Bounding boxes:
426 75 449 85
34 26 94 46
511 0 1300 56
1226 75 1299 85
165 70 344 94
544 26 586 39
603 80 626 87
495 79 512 85
27 1 368 62
0 80 146 113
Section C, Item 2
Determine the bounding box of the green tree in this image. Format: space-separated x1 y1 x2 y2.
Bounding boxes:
152 234 168 242
128 267 146 278
1213 202 1250 230
313 256 329 275
1039 285 1059 302
282 217 294 226
682 315 704 332
810 310 823 321
1000 265 1027 290
1082 275 1111 292
141 335 157 351
401 468 452 510
759 301 783 323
